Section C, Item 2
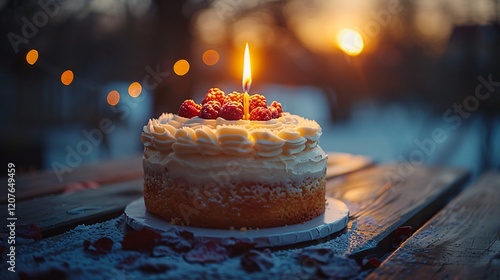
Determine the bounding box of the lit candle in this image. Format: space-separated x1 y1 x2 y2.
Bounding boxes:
242 43 252 120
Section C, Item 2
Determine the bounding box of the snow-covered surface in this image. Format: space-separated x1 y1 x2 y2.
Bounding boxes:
4 214 376 280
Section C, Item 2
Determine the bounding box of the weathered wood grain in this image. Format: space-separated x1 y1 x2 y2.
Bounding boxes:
8 179 143 237
1 154 143 202
326 165 469 254
367 172 500 280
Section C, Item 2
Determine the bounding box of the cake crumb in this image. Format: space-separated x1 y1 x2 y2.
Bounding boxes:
240 227 247 232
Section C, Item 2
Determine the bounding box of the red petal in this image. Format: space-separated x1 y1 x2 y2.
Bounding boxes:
240 249 274 272
220 237 257 257
17 224 42 240
297 248 334 264
122 227 161 252
392 226 413 248
83 237 114 255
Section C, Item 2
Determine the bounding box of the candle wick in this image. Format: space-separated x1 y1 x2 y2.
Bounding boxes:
242 80 251 94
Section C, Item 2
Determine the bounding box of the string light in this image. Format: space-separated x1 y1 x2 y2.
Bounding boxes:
61 70 74 86
202 49 220 66
173 59 190 76
107 90 120 106
128 82 142 98
26 49 39 65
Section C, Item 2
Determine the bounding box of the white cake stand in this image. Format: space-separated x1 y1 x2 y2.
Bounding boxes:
124 197 349 248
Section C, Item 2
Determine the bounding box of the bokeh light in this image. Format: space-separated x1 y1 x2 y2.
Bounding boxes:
414 9 453 43
231 11 276 48
202 49 220 66
107 90 120 106
26 49 39 65
173 59 190 76
337 28 364 56
128 82 142 98
194 9 227 45
60 70 74 86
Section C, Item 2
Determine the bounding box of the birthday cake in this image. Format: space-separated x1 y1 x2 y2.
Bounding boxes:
141 88 327 229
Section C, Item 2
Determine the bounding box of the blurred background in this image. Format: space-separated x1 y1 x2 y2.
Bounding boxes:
1 0 499 179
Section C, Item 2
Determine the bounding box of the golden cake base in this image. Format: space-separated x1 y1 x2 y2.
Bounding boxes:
144 176 326 229
124 197 349 248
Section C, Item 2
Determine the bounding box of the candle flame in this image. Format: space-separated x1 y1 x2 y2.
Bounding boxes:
242 43 252 120
242 43 252 93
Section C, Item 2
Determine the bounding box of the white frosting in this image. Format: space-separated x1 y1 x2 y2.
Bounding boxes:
141 112 322 157
144 145 327 185
141 112 327 184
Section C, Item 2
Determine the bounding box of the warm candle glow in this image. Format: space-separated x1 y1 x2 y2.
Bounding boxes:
242 43 252 119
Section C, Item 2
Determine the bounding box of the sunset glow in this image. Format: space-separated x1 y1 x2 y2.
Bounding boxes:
337 29 364 56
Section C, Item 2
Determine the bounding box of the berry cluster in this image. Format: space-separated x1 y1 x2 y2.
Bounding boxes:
178 88 283 121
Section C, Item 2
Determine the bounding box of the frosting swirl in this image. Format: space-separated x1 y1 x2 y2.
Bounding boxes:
141 112 322 157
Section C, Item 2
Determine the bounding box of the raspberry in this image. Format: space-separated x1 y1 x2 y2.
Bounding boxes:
199 100 221 119
178 99 201 118
250 106 272 121
249 94 267 113
219 101 243 120
269 101 283 118
224 91 243 105
202 88 225 105
269 106 279 119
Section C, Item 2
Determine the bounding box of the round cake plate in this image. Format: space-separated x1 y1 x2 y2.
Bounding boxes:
124 197 349 248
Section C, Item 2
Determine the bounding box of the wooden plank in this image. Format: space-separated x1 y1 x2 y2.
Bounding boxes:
6 165 470 279
367 172 500 280
3 178 143 237
326 165 469 254
0 154 143 202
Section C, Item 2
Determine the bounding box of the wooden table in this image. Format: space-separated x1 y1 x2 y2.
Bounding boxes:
1 153 498 279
